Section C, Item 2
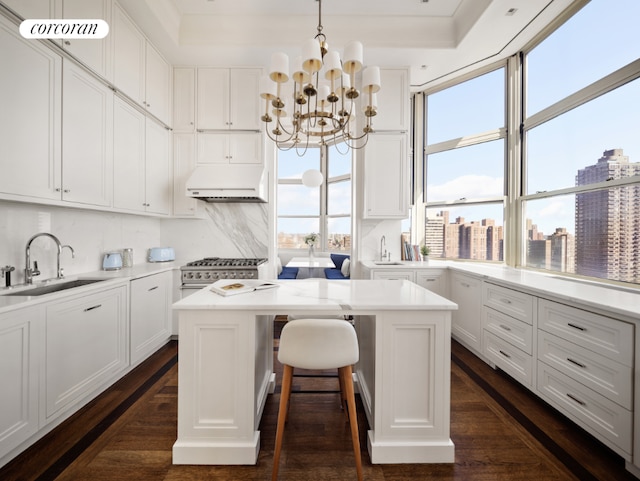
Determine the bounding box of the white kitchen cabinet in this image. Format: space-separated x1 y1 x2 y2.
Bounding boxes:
197 67 262 130
62 0 112 79
173 67 196 132
0 14 61 202
173 133 198 216
62 60 113 207
373 68 410 132
197 132 262 164
1 0 56 19
415 269 448 298
144 119 172 215
113 3 170 126
362 133 409 219
144 42 171 125
130 271 172 365
449 271 483 354
0 307 39 461
113 3 145 106
113 97 171 215
371 270 414 282
41 285 128 425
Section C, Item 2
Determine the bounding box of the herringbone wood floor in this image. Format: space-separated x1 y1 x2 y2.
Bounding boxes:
1 331 636 481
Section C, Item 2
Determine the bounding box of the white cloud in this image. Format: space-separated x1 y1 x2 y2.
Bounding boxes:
428 175 503 201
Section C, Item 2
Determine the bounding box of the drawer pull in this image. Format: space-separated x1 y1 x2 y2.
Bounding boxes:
567 357 586 369
567 322 586 332
84 304 102 312
148 286 159 291
499 324 512 332
499 350 511 359
500 298 512 304
461 282 470 288
566 393 586 406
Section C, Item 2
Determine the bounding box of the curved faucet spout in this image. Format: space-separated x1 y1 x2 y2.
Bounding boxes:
25 233 72 284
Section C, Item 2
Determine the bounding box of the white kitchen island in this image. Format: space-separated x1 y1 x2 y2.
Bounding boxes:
172 278 457 465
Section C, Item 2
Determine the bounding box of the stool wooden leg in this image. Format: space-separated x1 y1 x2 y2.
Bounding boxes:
273 364 294 481
340 365 363 481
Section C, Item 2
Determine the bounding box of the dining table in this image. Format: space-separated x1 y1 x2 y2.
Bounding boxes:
172 278 457 466
286 256 335 278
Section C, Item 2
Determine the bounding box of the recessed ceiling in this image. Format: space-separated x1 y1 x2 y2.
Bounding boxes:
117 0 580 91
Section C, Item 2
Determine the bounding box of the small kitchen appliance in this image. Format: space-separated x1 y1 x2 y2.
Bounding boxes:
148 247 175 262
102 252 123 270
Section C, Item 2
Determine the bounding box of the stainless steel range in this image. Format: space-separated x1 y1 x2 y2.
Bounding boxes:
180 257 268 294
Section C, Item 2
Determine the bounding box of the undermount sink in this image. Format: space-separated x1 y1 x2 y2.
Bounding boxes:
373 261 404 265
4 279 106 296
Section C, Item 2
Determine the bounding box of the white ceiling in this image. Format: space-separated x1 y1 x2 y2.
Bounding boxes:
117 0 580 91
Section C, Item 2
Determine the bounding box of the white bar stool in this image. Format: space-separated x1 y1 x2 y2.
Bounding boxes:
272 318 363 481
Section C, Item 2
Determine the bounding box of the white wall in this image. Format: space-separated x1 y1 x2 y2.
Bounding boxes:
0 201 161 284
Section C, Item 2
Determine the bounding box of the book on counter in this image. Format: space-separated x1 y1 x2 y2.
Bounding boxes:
210 279 280 297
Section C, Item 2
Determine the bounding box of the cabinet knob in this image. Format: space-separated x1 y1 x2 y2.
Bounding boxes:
63 189 70 193
64 40 71 46
55 188 61 192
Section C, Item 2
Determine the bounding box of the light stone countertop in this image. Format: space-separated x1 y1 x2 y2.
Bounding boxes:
0 261 181 314
173 278 458 312
362 259 640 322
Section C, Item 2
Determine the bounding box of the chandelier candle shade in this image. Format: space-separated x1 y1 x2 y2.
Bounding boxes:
260 0 381 151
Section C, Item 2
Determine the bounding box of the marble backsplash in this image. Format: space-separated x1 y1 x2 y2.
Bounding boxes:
0 200 269 286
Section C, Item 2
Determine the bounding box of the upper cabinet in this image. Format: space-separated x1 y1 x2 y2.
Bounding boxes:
61 0 112 79
0 14 61 202
372 68 410 132
62 60 113 207
197 68 262 130
1 0 56 19
113 3 170 126
173 67 196 132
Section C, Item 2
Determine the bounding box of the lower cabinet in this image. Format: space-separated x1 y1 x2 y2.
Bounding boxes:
0 307 39 461
130 271 172 365
449 271 483 354
42 286 129 425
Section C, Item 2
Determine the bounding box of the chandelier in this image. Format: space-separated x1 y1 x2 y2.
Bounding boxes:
259 0 381 152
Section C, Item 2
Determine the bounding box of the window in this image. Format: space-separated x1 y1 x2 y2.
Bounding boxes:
522 0 640 284
277 144 351 252
423 67 506 261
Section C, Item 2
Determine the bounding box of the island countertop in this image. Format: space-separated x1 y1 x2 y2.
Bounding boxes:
172 278 458 312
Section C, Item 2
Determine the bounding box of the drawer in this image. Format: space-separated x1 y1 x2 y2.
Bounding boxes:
483 331 534 387
538 331 632 409
483 307 533 355
536 362 632 457
371 270 414 282
483 282 534 325
538 299 633 366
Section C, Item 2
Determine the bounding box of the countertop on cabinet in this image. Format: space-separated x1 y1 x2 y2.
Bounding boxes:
0 261 182 314
360 259 640 322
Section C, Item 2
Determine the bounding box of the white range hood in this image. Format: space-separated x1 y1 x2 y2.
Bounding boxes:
185 164 268 203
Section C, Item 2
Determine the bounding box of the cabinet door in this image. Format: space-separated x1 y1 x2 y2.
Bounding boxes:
0 307 39 460
449 272 483 353
0 15 61 201
145 120 172 215
173 67 196 131
130 271 172 365
415 269 448 297
113 4 145 105
197 133 228 163
371 270 414 282
144 42 170 125
173 133 198 216
42 286 128 424
113 96 146 211
62 0 112 79
197 68 229 129
229 68 262 130
62 61 113 207
363 133 409 218
374 68 409 132
229 132 262 164
1 0 55 18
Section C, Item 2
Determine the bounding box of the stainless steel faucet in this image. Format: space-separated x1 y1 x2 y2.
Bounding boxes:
25 233 75 284
380 235 387 261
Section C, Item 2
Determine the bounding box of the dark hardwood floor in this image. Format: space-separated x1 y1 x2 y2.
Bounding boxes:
1 327 637 481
